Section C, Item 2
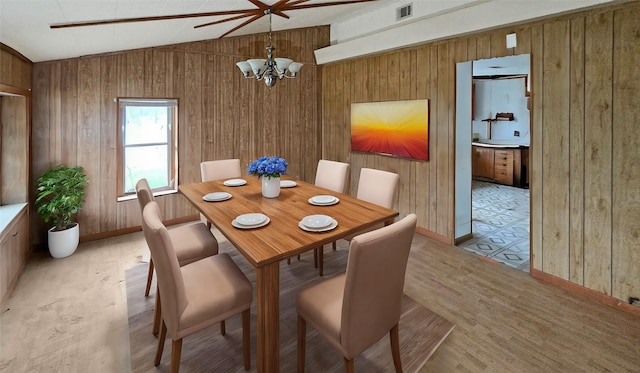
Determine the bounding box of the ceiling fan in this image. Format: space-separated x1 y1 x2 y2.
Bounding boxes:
50 0 378 38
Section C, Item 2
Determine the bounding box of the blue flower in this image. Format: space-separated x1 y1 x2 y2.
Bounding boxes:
248 156 288 179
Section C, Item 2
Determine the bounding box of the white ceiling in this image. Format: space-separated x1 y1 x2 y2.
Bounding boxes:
0 0 618 63
0 0 392 62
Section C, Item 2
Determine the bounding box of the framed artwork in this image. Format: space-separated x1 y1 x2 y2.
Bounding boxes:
350 99 429 161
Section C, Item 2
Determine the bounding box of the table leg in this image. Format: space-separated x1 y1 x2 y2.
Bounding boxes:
256 261 280 373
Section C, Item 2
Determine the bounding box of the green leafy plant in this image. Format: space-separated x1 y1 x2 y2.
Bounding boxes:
35 165 89 231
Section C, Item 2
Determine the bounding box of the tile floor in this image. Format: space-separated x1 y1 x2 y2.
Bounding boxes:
458 180 530 272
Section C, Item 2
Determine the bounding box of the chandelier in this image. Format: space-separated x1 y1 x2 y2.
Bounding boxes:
235 10 303 87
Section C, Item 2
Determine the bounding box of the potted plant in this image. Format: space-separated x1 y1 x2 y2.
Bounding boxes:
35 165 89 258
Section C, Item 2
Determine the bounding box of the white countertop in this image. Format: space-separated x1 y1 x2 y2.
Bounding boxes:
0 203 28 234
473 140 529 148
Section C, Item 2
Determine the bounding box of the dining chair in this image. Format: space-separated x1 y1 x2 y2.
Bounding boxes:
200 158 242 227
135 178 219 335
317 167 399 276
296 214 417 373
142 201 253 373
289 159 350 271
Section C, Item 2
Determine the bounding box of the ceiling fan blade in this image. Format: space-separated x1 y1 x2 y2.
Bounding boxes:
247 0 271 11
50 8 259 29
281 0 378 11
218 13 265 38
194 13 257 29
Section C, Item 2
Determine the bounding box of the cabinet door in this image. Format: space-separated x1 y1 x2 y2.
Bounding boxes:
494 149 514 184
472 146 494 179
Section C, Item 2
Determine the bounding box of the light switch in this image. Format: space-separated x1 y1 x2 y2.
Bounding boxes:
506 33 517 49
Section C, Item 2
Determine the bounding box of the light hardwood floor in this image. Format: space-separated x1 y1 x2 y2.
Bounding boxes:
1 227 639 372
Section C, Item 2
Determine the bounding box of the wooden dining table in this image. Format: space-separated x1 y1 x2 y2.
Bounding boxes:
179 177 399 373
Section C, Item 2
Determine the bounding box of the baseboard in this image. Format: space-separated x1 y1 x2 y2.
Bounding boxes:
415 227 453 244
531 269 640 317
79 215 200 243
454 232 474 245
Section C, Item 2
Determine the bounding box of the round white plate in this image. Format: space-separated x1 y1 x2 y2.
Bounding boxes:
232 216 270 229
235 213 268 227
202 192 232 202
302 214 333 229
298 218 338 232
308 195 339 206
280 180 297 188
223 178 247 187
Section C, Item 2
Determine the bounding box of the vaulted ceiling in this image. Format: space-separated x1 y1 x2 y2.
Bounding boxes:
0 0 617 63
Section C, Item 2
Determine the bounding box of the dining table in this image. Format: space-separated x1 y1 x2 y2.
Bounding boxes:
179 177 399 373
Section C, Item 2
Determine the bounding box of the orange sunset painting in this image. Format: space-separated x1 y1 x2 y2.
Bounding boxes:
350 100 429 161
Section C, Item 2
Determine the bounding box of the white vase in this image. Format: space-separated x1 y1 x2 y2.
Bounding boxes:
261 176 281 198
48 223 80 259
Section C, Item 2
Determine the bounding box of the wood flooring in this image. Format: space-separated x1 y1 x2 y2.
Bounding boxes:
126 248 454 372
1 227 639 372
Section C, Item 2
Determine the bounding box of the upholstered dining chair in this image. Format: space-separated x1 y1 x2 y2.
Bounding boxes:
142 201 253 373
200 158 242 227
317 167 399 276
135 178 219 335
200 158 242 181
296 214 417 373
289 159 350 271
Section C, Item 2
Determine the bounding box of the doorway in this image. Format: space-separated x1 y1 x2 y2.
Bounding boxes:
454 55 531 272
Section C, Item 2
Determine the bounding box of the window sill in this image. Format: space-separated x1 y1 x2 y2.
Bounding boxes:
117 188 178 202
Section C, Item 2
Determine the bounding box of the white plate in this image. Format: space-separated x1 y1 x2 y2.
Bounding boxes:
235 213 268 227
202 192 232 202
223 178 247 187
302 214 333 229
298 218 338 232
308 195 339 206
232 216 270 229
280 180 297 188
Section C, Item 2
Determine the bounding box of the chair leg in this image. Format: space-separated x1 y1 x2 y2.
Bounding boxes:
297 315 306 373
154 320 167 366
332 241 337 251
313 248 318 268
390 323 403 373
152 287 161 336
170 338 183 373
343 357 354 373
318 247 324 276
220 320 225 336
242 309 251 370
287 258 291 265
145 258 154 296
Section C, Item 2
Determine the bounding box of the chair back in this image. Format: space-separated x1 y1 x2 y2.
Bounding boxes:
314 159 350 194
340 214 417 357
356 168 399 209
135 178 154 211
200 159 242 181
141 201 188 336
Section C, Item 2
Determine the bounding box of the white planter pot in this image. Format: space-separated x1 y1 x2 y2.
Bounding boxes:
48 223 80 259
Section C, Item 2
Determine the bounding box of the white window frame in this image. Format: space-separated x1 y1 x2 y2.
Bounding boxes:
116 98 178 199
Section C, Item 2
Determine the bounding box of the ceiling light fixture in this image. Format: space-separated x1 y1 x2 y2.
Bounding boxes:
235 10 303 88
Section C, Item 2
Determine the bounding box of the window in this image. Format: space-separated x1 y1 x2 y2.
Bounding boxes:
117 98 178 198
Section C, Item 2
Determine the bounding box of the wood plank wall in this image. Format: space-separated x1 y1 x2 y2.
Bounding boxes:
321 2 640 302
30 27 329 245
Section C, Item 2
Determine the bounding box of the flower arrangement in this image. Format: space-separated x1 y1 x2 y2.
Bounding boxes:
248 156 288 179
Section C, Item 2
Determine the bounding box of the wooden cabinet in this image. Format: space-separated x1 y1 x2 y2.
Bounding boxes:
494 149 514 184
472 147 495 179
472 145 529 187
1 205 29 306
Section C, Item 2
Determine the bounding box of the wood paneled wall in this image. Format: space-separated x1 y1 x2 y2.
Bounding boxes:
31 27 329 244
321 3 640 302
